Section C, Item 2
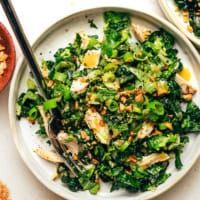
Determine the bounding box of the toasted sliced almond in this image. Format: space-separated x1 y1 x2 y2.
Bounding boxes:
80 130 90 141
135 93 144 102
139 153 169 169
34 148 63 163
119 90 135 96
163 122 173 130
0 51 8 62
182 94 193 101
127 155 137 165
0 61 7 76
156 81 169 96
0 44 5 51
119 103 126 112
152 129 162 136
46 80 54 88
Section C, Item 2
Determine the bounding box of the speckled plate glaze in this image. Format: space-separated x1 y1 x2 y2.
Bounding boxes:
159 0 200 47
9 6 200 200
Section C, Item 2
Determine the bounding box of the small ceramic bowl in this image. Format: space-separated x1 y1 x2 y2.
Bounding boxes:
0 22 16 91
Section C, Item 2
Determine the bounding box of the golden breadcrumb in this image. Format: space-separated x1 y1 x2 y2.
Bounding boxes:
0 181 10 200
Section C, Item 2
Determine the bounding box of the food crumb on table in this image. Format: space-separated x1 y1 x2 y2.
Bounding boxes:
0 181 10 200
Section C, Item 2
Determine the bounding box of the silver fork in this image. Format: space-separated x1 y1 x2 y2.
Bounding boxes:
1 0 82 177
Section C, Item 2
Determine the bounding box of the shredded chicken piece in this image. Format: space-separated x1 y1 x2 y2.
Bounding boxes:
34 148 63 163
70 77 89 94
137 122 154 139
37 105 50 134
139 153 169 169
132 23 151 42
79 32 90 49
41 62 49 78
51 168 59 181
57 131 79 155
85 109 111 145
175 74 196 100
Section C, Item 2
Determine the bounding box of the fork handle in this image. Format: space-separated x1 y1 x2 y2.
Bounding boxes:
1 0 47 98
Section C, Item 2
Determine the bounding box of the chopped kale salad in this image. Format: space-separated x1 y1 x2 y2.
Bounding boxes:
174 0 200 37
16 11 200 194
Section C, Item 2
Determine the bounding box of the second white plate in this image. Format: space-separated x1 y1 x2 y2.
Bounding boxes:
159 0 200 47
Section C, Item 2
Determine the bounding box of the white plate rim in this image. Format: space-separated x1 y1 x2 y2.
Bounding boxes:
158 0 200 47
8 5 200 200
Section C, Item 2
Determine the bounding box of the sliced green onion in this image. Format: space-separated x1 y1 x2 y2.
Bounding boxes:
22 91 38 103
106 99 118 112
28 107 38 120
55 61 75 71
16 103 22 117
53 72 67 82
104 63 118 72
63 86 71 101
123 52 134 62
43 98 57 111
102 72 115 83
88 37 98 49
114 140 130 152
159 123 167 130
148 100 165 116
27 79 36 90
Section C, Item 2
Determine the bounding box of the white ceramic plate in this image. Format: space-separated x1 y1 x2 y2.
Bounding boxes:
9 6 200 200
159 0 200 47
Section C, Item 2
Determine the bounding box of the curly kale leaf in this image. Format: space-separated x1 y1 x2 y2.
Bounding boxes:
147 134 180 152
103 11 130 57
147 29 175 50
182 102 200 133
